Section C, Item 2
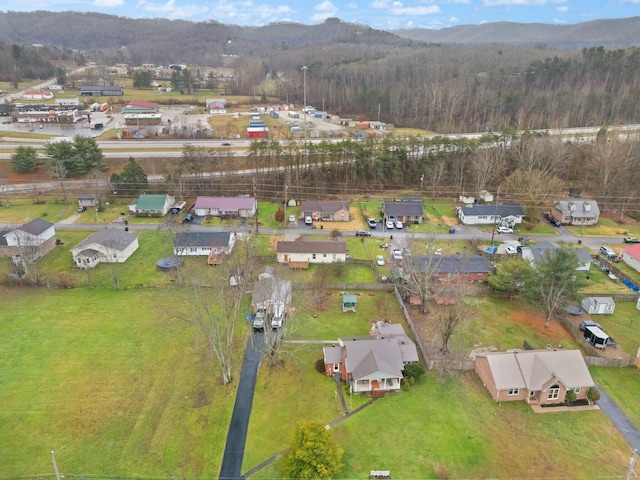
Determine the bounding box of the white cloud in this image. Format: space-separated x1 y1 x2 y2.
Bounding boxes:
449 15 459 22
552 17 567 24
482 0 548 5
369 0 390 9
555 5 567 12
389 4 441 14
346 2 358 7
93 0 124 6
204 0 294 24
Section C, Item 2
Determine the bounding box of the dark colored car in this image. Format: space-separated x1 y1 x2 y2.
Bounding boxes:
183 213 195 223
355 229 371 237
549 218 561 227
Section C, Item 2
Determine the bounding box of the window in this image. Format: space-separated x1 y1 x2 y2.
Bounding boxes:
312 253 317 260
333 363 340 372
573 387 581 394
547 385 560 400
323 253 327 258
508 388 519 396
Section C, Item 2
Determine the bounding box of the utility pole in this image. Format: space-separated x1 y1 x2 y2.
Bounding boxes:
51 450 61 480
490 187 500 247
253 178 258 236
284 183 288 226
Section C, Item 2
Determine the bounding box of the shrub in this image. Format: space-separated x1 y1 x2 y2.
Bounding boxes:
587 386 601 403
401 378 411 391
565 390 576 404
315 358 326 374
404 363 426 382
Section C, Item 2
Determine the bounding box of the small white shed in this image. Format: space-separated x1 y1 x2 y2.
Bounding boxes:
582 296 616 315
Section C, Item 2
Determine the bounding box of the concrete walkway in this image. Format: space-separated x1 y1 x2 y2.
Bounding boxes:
219 332 265 480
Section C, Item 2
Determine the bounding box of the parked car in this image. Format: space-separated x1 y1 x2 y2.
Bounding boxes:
392 248 403 261
368 218 377 228
624 237 640 244
183 213 195 223
304 216 313 225
395 221 404 229
77 206 87 213
599 245 617 259
496 226 513 234
288 214 297 223
376 255 385 266
549 218 562 227
356 229 371 237
579 321 603 332
505 245 518 254
380 242 389 249
386 220 395 229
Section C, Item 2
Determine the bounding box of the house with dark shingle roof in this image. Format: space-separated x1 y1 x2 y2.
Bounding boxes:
173 232 235 265
412 254 492 283
276 236 347 269
300 200 350 221
323 324 418 395
382 197 425 224
457 204 524 226
475 349 594 406
1 218 56 262
70 228 139 269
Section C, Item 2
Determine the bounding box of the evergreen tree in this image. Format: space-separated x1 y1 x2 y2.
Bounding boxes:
110 157 148 194
10 145 38 173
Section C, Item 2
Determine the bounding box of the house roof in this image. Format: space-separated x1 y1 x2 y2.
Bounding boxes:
623 243 640 260
251 277 292 307
478 349 594 391
301 200 350 213
134 194 171 211
276 236 347 255
0 230 10 246
582 296 615 308
382 199 424 217
71 228 138 253
554 200 600 218
340 338 405 380
194 196 255 211
323 345 342 365
123 100 158 109
342 294 357 304
16 218 54 236
175 232 231 248
413 254 492 274
460 204 524 217
527 241 591 264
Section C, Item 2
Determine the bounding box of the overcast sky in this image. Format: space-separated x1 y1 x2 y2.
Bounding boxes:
3 0 639 30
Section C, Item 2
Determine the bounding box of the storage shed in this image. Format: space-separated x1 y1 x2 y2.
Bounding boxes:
342 294 357 313
581 296 616 315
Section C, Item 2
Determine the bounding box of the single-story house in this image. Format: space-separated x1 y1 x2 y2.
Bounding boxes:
522 240 592 272
457 204 524 226
412 254 492 283
342 294 357 312
0 218 56 263
382 197 425 224
581 296 615 315
70 228 139 269
193 196 256 218
552 200 600 226
276 236 347 269
621 244 640 274
78 196 99 208
475 349 594 405
173 232 235 264
79 85 124 96
129 194 176 217
301 200 350 222
121 100 159 114
323 328 418 395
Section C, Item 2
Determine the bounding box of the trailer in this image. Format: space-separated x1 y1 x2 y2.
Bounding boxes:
584 325 609 349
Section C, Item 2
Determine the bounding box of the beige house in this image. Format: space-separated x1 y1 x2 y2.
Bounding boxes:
70 228 139 269
552 200 600 226
301 200 350 222
475 349 594 406
276 236 347 269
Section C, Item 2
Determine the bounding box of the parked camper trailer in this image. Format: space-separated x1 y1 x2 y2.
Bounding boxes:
98 103 109 112
584 326 609 349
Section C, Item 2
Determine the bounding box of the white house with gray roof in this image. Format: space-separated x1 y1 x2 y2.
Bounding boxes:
70 228 139 269
475 349 594 405
457 204 524 226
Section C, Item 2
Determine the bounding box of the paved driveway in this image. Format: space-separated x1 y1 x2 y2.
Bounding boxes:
596 384 640 451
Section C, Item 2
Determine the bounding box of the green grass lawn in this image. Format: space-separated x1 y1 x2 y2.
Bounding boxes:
591 366 640 427
0 287 243 478
567 217 640 237
0 199 78 224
